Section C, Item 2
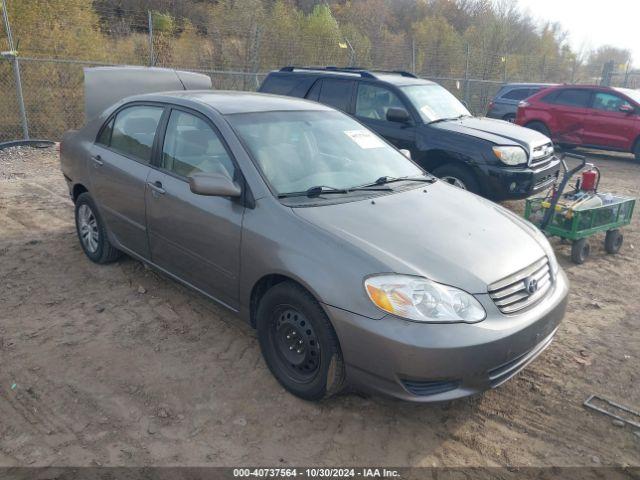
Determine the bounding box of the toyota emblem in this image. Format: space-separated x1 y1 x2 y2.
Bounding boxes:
524 277 539 295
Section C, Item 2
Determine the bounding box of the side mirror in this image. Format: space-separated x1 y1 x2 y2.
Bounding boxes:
399 149 412 159
188 172 241 197
386 107 411 123
619 104 635 114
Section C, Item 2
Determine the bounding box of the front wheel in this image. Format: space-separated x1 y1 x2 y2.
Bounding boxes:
256 282 346 401
433 164 480 194
74 192 122 264
571 238 590 264
525 121 552 139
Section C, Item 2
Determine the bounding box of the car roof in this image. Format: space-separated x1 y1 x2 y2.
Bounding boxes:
271 67 435 87
501 82 556 88
122 90 334 115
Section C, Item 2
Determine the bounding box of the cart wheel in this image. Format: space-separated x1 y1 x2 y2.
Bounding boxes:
604 229 623 254
571 238 590 264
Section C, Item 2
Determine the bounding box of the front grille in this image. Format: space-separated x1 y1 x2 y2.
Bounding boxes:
488 257 553 314
530 142 554 169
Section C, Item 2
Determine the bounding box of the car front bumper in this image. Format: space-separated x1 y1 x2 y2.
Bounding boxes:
481 157 561 200
326 269 569 402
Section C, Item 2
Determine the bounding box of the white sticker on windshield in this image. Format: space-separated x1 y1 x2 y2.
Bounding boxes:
344 130 386 149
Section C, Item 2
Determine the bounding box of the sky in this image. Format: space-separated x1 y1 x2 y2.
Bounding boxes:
517 0 639 65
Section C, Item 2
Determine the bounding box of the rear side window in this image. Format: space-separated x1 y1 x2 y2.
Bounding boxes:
552 89 592 108
261 75 310 96
110 106 164 162
502 88 533 101
317 79 355 112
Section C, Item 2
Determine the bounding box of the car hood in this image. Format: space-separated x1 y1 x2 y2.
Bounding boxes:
429 116 551 151
292 183 547 294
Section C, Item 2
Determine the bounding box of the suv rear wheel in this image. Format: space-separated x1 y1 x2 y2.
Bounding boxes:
502 113 516 123
256 281 346 401
634 139 640 162
433 164 480 194
525 121 551 139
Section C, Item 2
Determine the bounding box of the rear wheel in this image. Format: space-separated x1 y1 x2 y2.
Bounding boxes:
502 113 516 123
525 121 552 139
634 140 640 162
75 192 122 264
571 238 590 264
433 164 480 194
604 229 623 254
256 281 346 401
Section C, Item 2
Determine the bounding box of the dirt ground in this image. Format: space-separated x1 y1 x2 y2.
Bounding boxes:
0 146 638 468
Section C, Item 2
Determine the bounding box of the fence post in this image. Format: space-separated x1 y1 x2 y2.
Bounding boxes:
503 54 507 82
147 10 154 66
2 0 28 140
463 43 470 107
411 39 416 75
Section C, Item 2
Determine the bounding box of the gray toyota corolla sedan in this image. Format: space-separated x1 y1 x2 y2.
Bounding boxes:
60 90 569 402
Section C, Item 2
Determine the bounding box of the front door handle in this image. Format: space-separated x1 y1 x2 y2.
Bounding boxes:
147 180 165 195
91 154 103 166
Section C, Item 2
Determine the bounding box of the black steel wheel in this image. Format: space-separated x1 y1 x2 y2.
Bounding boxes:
271 307 321 382
571 238 590 264
256 281 346 401
604 229 623 254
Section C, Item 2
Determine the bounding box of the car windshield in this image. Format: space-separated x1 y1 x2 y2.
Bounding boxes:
615 87 640 104
227 110 423 197
401 84 470 123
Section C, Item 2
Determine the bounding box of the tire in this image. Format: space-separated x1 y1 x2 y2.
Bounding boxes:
604 229 623 254
502 113 516 123
634 140 640 162
256 281 346 401
559 143 577 151
571 238 590 264
433 164 480 194
74 192 122 264
525 121 552 139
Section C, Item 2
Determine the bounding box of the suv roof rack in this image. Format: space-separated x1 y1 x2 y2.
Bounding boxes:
279 66 418 79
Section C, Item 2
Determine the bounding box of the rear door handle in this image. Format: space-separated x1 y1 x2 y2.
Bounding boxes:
147 180 165 195
91 154 103 166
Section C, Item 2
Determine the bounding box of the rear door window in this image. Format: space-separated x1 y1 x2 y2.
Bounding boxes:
317 79 355 112
110 105 164 163
553 89 592 108
502 88 533 101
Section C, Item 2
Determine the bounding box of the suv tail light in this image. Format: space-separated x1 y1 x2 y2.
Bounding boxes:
488 100 494 110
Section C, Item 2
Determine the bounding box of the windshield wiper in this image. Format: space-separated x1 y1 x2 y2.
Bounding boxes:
364 174 437 187
427 114 470 125
278 184 390 199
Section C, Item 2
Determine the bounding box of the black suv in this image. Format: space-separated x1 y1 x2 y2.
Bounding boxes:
259 67 561 200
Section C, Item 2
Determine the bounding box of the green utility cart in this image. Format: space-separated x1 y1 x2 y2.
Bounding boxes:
524 154 636 264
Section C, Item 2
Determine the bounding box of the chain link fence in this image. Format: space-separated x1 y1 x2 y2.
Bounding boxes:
1 3 637 142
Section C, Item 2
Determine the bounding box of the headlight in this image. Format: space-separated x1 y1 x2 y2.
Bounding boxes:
364 275 486 323
493 146 528 166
